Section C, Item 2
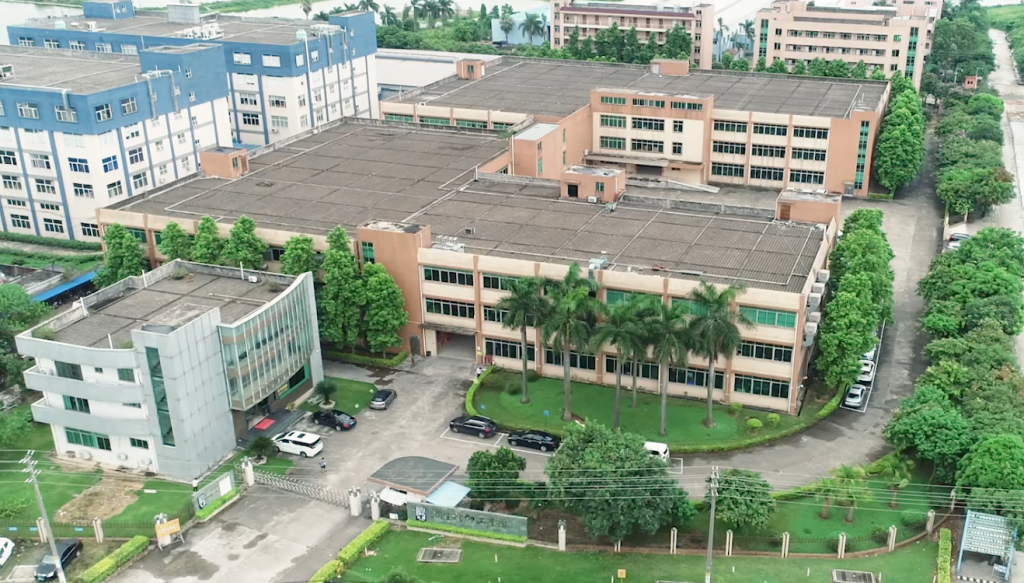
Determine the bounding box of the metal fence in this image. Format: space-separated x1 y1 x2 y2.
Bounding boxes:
251 469 350 508
0 501 194 541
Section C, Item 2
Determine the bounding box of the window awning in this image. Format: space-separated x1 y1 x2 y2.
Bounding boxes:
31 271 96 302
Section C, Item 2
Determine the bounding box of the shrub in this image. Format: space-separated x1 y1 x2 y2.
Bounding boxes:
314 380 336 404
33 327 56 340
871 526 890 545
406 520 527 543
729 402 743 416
815 391 843 420
322 349 408 368
309 560 343 583
505 497 521 510
196 488 239 521
525 369 540 382
765 413 781 428
0 230 101 251
746 418 763 434
0 497 29 520
826 531 844 553
118 340 134 349
266 281 284 293
900 509 928 529
938 528 952 583
504 378 522 395
337 520 389 564
75 535 149 583
171 267 189 280
481 371 506 389
465 366 495 416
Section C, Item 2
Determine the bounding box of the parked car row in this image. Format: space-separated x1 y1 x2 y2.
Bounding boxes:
270 388 400 458
449 415 561 452
944 232 970 253
844 324 884 409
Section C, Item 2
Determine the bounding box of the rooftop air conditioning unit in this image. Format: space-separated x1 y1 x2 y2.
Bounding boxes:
587 196 599 203
802 322 818 347
0 64 13 79
247 275 259 283
816 269 830 284
86 21 98 31
807 311 822 324
811 282 825 295
806 292 822 311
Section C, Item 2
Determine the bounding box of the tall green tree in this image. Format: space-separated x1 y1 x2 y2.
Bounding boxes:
466 446 525 500
873 455 914 508
768 57 788 73
495 277 549 404
499 13 514 42
791 59 807 75
280 235 319 276
591 295 651 429
813 477 843 519
622 27 642 63
956 433 1024 513
0 284 49 390
319 227 364 350
662 24 691 60
191 216 223 265
871 66 886 80
816 273 878 389
831 464 871 523
595 22 624 61
852 60 867 79
710 469 776 531
542 263 600 421
222 215 268 270
754 56 767 72
157 221 191 261
519 12 544 44
884 386 972 477
362 263 408 355
688 281 752 428
874 112 924 194
730 58 750 71
94 223 146 288
649 300 692 436
807 57 828 76
546 423 695 541
564 25 582 58
825 58 851 78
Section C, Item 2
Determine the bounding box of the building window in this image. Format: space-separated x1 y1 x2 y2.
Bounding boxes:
96 43 112 53
122 44 138 55
425 298 475 318
63 395 90 414
599 114 626 128
268 95 286 107
595 181 605 193
632 117 664 131
713 120 747 133
94 104 112 122
419 117 451 126
55 361 83 380
64 133 85 148
791 148 827 161
66 428 111 451
751 144 787 158
711 163 745 178
752 123 787 136
233 52 251 65
30 154 51 170
792 126 828 140
360 241 375 264
485 337 535 361
789 169 825 185
673 120 684 133
600 136 626 150
599 96 627 105
482 273 519 290
631 139 664 153
102 156 119 172
43 218 64 233
605 356 659 379
242 113 261 127
739 306 796 328
69 40 85 51
17 103 39 119
130 438 149 449
632 98 665 108
239 93 258 106
177 133 187 145
54 106 78 123
671 143 682 155
17 37 34 47
119 97 137 116
734 374 790 399
68 158 89 173
423 266 473 286
384 114 413 122
35 179 56 195
39 202 59 211
128 148 144 165
2 176 22 190
0 151 15 166
147 347 175 447
117 368 136 382
456 119 488 129
81 222 100 237
712 141 746 155
544 349 597 370
749 166 785 181
107 181 124 197
737 341 793 363
132 172 149 189
482 306 510 323
262 54 282 67
126 228 146 243
668 366 724 389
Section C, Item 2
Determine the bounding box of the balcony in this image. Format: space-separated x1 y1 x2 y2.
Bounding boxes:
23 366 145 403
31 399 151 436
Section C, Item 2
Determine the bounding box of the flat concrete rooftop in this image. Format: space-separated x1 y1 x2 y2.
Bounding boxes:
52 263 288 348
0 46 143 93
22 12 360 45
114 123 510 235
396 58 887 118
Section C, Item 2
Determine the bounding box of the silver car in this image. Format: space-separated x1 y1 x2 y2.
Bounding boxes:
844 385 867 408
369 389 396 410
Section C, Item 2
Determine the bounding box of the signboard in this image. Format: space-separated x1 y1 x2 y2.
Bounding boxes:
154 519 181 538
618 570 627 579
408 502 528 538
192 473 235 513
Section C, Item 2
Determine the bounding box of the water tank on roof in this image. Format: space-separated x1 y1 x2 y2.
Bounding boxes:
296 29 308 41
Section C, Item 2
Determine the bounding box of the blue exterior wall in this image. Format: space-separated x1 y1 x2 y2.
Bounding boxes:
82 0 135 20
0 45 227 135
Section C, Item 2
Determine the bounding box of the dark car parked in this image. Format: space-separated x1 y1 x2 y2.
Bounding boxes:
311 410 356 431
449 415 498 438
369 389 396 410
35 539 82 581
508 430 560 452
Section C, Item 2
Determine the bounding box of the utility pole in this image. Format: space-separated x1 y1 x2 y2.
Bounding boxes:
704 466 719 583
22 453 66 583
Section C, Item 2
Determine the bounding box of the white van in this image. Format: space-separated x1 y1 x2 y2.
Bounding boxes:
271 431 324 457
644 441 670 463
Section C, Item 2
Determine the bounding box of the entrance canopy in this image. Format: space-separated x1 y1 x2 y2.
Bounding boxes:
424 481 471 508
958 510 1017 581
369 456 457 498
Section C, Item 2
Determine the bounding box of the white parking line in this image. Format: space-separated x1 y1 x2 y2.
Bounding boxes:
667 458 684 475
438 429 555 457
839 385 872 413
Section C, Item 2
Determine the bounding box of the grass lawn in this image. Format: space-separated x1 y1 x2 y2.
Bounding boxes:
987 4 1024 27
474 372 822 451
343 530 938 583
299 376 377 415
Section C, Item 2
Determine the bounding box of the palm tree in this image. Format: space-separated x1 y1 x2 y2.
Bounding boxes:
313 10 330 20
649 300 693 436
357 0 380 12
542 263 600 422
401 4 411 19
438 0 455 21
314 379 336 407
249 436 276 462
591 295 651 430
814 477 842 519
717 17 728 45
330 5 346 12
499 13 514 42
381 4 399 25
410 0 422 19
688 280 752 428
495 277 549 404
422 0 439 26
831 464 871 523
520 12 543 45
875 456 914 508
301 0 313 19
741 19 754 51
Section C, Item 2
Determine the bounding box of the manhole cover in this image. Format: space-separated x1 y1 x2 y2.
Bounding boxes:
417 548 462 563
833 569 877 583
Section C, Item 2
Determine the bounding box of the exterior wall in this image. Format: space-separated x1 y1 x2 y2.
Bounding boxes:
560 167 624 202
512 126 562 178
551 1 715 69
755 0 933 89
380 101 528 131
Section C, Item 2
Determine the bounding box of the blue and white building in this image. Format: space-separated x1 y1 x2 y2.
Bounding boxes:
8 0 380 146
0 43 233 241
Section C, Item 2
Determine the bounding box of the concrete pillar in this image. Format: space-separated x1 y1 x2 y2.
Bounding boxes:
949 490 957 512
781 532 790 558
926 509 936 534
243 459 255 488
349 488 362 517
725 530 733 557
36 517 47 543
613 540 621 553
837 533 847 559
370 493 381 521
558 519 566 552
670 527 678 555
93 518 104 543
887 525 897 552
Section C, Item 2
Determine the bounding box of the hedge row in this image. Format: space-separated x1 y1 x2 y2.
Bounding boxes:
465 365 496 416
406 520 528 543
938 528 952 583
75 536 149 583
196 488 239 521
322 349 408 368
0 230 101 251
308 560 342 583
337 520 389 564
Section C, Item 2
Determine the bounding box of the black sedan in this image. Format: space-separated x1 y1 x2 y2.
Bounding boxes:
369 389 396 410
35 539 82 581
449 415 498 438
508 430 560 452
311 410 356 431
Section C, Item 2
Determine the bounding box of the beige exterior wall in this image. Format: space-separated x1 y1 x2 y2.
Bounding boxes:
379 101 528 130
551 1 715 69
755 0 934 89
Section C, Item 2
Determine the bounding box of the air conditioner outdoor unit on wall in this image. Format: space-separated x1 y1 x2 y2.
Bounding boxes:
78 450 92 460
587 196 598 203
816 270 830 284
